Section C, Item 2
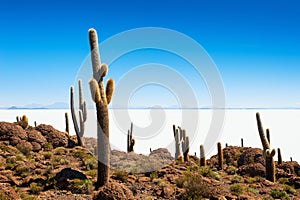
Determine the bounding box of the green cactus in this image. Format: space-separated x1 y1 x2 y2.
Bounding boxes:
127 122 135 152
277 148 282 165
256 112 276 182
180 128 189 162
65 112 69 134
70 79 87 146
172 125 181 160
200 144 206 167
89 28 115 187
217 142 223 170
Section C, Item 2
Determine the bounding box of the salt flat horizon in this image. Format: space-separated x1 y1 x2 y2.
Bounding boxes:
0 109 299 163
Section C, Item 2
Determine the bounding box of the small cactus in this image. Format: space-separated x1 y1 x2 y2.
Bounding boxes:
34 121 37 127
217 142 223 170
241 138 244 147
18 115 29 129
277 148 282 165
256 112 276 182
127 122 135 153
89 28 114 187
16 116 20 122
200 144 206 167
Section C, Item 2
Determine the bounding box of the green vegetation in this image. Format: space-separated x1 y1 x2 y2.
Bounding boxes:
230 183 243 196
270 188 289 199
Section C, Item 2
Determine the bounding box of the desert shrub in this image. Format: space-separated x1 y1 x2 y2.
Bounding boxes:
73 150 87 159
230 184 243 196
246 185 259 195
86 169 97 177
19 192 39 200
83 156 97 170
16 143 32 157
284 184 297 194
226 166 237 175
113 170 128 182
6 157 16 169
29 182 44 194
44 143 53 151
270 188 289 199
278 177 289 184
198 167 221 180
72 179 94 194
230 175 244 183
150 172 158 180
15 165 31 177
176 171 212 199
54 147 67 155
245 176 261 183
43 152 52 159
53 156 68 168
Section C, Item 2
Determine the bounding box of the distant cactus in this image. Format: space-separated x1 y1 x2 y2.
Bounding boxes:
18 115 29 129
89 28 114 187
200 144 206 167
34 121 37 127
256 112 276 182
70 79 87 146
290 157 293 162
65 112 69 134
173 125 181 160
217 142 223 170
277 148 282 165
16 116 20 122
241 138 244 147
127 122 135 152
180 129 189 162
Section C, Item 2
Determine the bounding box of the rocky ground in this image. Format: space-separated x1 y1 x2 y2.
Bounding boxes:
0 121 300 199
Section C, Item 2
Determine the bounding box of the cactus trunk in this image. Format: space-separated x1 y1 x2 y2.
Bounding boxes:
200 144 206 167
217 142 223 170
277 148 282 165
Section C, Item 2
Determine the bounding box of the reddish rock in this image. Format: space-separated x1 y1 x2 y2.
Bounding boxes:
238 148 264 167
93 182 134 200
35 124 69 148
238 163 265 177
0 122 28 142
0 183 21 199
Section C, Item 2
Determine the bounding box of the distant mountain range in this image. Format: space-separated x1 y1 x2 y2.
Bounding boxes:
5 102 69 110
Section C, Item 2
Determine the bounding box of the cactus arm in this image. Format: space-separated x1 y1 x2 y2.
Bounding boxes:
65 112 69 134
256 112 270 150
200 144 206 167
88 28 102 81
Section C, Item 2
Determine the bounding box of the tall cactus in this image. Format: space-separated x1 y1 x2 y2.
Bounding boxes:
256 112 276 182
173 125 181 160
200 144 206 167
266 128 270 145
217 142 223 170
127 122 135 152
70 79 87 146
89 28 114 187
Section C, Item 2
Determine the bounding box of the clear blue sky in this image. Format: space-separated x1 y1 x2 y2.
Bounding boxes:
0 0 300 108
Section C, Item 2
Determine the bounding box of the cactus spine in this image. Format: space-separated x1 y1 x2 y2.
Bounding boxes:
217 142 223 170
70 79 87 146
200 144 206 167
256 112 276 182
277 148 282 165
127 122 135 152
89 28 114 187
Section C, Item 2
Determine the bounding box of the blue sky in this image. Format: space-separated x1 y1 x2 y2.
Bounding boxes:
0 0 300 108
